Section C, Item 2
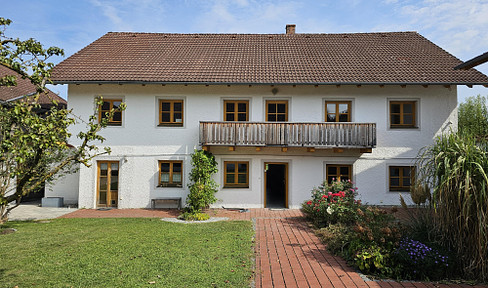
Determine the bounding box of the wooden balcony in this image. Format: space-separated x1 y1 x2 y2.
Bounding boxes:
200 122 376 149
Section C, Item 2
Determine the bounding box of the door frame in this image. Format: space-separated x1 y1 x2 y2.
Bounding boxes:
263 162 288 208
96 161 120 208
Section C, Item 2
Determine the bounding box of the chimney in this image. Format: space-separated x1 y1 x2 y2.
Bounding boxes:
286 24 296 34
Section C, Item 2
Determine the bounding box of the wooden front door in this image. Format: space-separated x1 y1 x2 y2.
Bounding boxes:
97 161 119 207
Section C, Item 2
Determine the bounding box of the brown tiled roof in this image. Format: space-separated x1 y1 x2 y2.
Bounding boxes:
0 65 67 106
52 31 488 85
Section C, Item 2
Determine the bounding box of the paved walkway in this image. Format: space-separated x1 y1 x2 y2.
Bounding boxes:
8 201 78 221
59 208 487 288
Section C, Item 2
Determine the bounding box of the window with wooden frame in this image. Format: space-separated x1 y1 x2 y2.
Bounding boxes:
266 100 288 122
159 100 184 126
158 161 183 187
390 101 416 128
326 164 352 184
389 166 415 192
224 100 249 121
99 99 123 126
224 161 249 188
325 101 351 122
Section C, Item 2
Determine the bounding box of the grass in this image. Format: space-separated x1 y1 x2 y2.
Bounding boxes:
0 218 254 288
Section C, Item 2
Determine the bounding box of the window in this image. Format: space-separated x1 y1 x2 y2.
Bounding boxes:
390 101 416 128
99 99 123 126
224 161 249 188
159 100 184 126
266 100 288 122
389 166 415 192
224 100 249 121
326 164 352 183
159 161 183 187
326 101 351 122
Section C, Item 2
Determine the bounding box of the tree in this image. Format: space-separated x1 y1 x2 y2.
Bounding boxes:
185 150 219 214
0 18 125 223
458 95 488 139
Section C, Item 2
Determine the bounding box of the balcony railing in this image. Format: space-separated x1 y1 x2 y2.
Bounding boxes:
200 122 376 148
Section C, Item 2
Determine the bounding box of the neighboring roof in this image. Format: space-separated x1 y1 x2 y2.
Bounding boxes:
0 65 67 106
52 31 488 86
454 51 488 70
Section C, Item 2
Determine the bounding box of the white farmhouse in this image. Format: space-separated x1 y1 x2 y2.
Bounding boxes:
48 26 488 209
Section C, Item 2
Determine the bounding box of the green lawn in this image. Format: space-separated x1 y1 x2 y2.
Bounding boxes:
0 218 254 288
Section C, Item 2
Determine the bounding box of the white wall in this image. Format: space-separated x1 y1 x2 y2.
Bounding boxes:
45 168 80 205
60 83 457 208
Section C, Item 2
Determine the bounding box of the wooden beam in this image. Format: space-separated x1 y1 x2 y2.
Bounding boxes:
202 146 209 151
255 147 262 152
227 84 231 87
484 85 488 88
379 85 384 88
400 85 406 88
467 84 473 88
314 85 319 88
444 85 451 89
307 147 315 152
336 85 341 88
292 85 296 88
422 85 428 88
360 148 372 153
228 146 235 151
356 85 361 88
281 147 288 152
333 148 344 153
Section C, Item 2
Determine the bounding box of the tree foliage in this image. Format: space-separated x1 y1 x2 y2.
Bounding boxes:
458 95 488 139
185 150 219 214
0 17 125 223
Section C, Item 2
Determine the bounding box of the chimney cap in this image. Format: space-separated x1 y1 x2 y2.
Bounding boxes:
286 24 296 34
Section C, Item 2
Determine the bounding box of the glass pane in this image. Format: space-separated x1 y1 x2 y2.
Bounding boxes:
277 114 286 121
338 104 349 114
226 174 235 184
268 114 276 121
161 163 170 172
111 169 118 177
391 178 400 186
340 166 349 176
174 113 182 122
238 103 247 112
226 163 235 173
99 191 107 204
226 103 235 112
173 173 182 183
113 101 121 109
390 167 399 177
161 113 170 122
102 102 110 110
391 115 401 124
403 103 413 113
277 103 286 113
173 163 182 173
161 173 169 183
238 163 247 173
403 167 411 177
174 102 182 112
161 102 170 111
110 176 118 191
327 103 336 114
111 163 119 170
237 113 247 121
99 177 107 191
327 166 337 175
404 115 413 125
338 114 348 122
100 163 108 174
327 114 336 122
226 114 235 121
268 103 276 113
112 112 122 121
403 178 411 187
327 176 334 184
391 104 401 113
238 174 247 184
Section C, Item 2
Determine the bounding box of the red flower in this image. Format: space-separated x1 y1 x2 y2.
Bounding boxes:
307 201 312 205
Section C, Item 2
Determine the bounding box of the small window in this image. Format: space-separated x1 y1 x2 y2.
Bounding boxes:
266 100 288 122
224 100 249 121
99 99 123 126
390 101 416 128
326 164 352 183
159 161 183 187
159 100 184 126
224 161 249 188
326 101 351 122
389 166 415 192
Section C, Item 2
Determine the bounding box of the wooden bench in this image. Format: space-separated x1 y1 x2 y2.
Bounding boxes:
151 197 182 209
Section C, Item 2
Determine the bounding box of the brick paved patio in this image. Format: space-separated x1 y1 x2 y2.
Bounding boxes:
60 208 487 288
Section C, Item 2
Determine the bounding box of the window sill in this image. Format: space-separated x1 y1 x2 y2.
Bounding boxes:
157 184 183 188
158 124 184 127
223 185 249 189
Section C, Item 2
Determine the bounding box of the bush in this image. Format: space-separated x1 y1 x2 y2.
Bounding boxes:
178 211 210 221
185 150 219 214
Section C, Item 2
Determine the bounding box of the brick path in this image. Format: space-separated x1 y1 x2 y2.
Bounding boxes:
60 208 487 288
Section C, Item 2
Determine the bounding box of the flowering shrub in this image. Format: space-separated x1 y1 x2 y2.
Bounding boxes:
393 238 449 280
302 179 359 227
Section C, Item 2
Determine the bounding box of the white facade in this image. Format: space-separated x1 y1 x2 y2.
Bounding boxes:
47 83 457 208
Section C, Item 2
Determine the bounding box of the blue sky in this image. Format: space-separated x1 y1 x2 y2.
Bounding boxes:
3 0 488 102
